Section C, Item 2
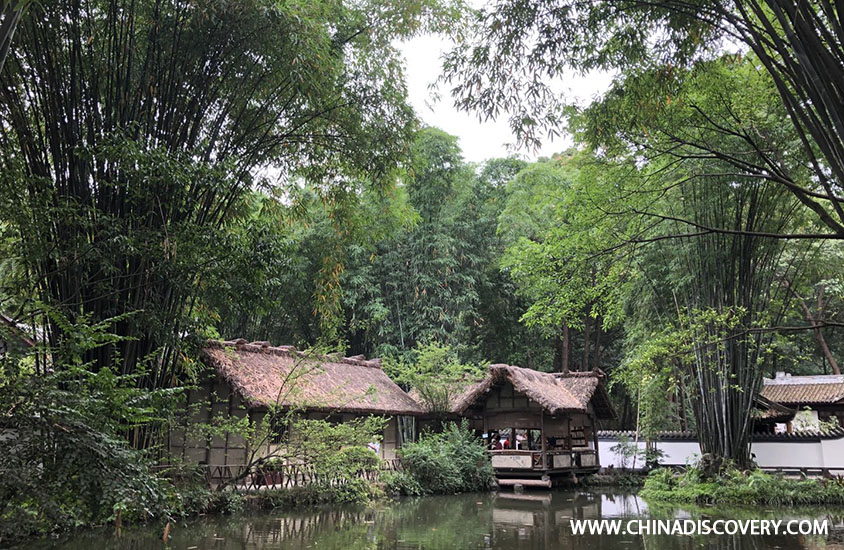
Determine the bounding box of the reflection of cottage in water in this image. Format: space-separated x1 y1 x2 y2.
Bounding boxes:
491 491 650 549
451 364 616 487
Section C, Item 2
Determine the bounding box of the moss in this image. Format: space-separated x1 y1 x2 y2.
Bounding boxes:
641 467 844 506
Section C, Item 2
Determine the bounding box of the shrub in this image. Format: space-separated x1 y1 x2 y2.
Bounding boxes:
381 471 424 496
397 421 494 495
641 465 844 506
0 368 174 544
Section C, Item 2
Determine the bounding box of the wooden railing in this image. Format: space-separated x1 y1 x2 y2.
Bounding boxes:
201 458 402 491
488 448 598 470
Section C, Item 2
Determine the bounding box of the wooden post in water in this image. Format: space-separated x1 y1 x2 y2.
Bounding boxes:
540 410 546 469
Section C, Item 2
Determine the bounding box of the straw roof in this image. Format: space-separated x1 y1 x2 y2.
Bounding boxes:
760 373 844 406
201 340 424 416
452 364 615 419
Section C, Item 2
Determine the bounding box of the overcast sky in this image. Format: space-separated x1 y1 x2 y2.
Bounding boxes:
398 34 615 165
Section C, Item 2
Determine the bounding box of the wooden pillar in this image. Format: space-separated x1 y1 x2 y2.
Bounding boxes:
204 383 213 465
540 410 547 469
591 415 600 467
224 389 234 466
245 410 254 466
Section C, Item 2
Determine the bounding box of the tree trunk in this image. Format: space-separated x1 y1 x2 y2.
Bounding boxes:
787 282 841 374
562 324 570 372
0 2 24 73
677 372 688 432
814 286 841 374
593 318 601 370
553 334 562 372
581 314 590 372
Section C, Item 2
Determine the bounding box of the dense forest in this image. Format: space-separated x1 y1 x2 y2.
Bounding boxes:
2 0 844 541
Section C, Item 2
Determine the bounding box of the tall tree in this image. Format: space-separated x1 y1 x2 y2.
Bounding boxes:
499 152 631 372
588 60 808 466
374 128 483 354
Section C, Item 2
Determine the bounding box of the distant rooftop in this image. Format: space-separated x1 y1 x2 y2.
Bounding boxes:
760 372 844 406
764 372 844 385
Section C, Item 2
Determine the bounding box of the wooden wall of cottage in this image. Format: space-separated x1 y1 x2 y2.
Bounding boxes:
167 376 404 466
477 381 597 450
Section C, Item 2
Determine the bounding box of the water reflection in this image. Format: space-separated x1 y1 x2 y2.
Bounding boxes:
24 491 843 550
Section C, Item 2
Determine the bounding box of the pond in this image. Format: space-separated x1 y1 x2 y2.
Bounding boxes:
22 490 843 550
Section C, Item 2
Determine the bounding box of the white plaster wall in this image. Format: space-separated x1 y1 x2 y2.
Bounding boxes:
597 437 647 469
751 441 824 468
821 437 844 475
599 434 844 471
656 441 700 466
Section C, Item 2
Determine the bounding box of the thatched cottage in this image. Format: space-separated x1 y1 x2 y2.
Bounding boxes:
168 340 424 467
450 364 615 487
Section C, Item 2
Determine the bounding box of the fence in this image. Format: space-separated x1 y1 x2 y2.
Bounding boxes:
201 458 402 491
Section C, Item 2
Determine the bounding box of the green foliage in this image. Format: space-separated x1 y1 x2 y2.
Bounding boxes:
500 152 632 334
641 466 844 506
0 314 179 544
397 421 494 494
608 436 639 470
443 0 844 241
243 483 381 509
384 342 484 413
203 129 548 369
381 471 424 496
337 130 550 365
614 339 681 436
289 416 386 469
607 436 666 471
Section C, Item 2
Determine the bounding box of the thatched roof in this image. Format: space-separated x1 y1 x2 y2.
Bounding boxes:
201 340 424 416
452 364 616 419
760 373 844 406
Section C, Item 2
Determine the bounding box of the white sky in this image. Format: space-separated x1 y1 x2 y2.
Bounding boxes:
398 34 616 164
